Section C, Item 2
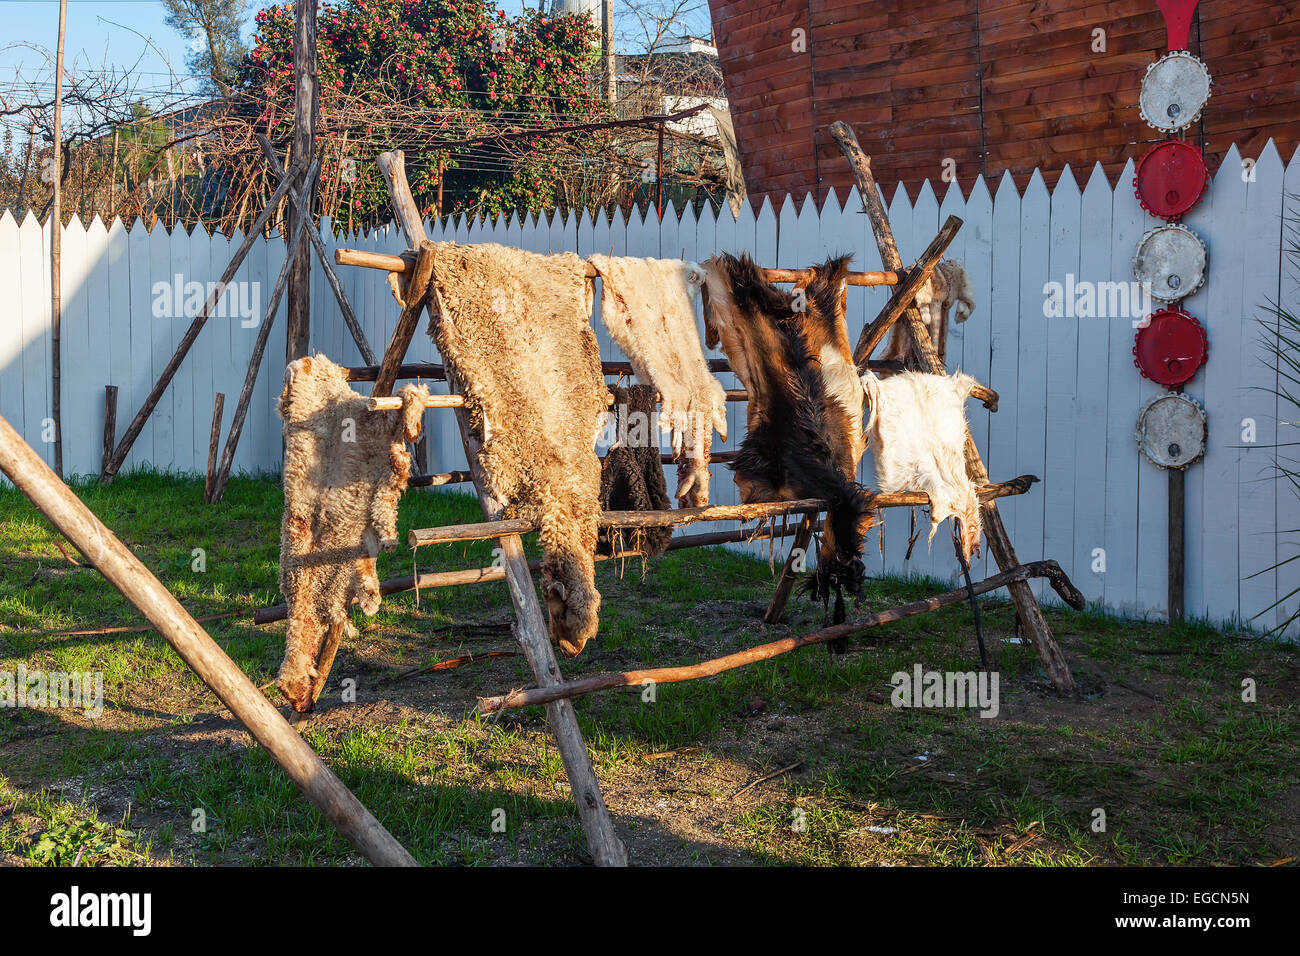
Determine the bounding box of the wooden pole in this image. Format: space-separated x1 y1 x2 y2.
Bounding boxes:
0 411 415 866
763 515 814 624
829 120 1076 693
100 386 117 477
1168 467 1184 623
372 240 437 397
255 133 376 365
50 0 67 477
478 560 1083 714
286 0 317 367
204 393 225 503
101 166 301 482
602 0 616 104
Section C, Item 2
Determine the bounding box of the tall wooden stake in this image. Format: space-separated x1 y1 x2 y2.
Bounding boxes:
829 120 1076 693
50 0 67 477
286 0 317 367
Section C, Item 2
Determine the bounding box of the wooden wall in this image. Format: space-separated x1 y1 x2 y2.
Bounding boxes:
709 0 1300 201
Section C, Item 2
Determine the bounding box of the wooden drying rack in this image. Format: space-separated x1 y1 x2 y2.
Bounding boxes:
272 129 1080 866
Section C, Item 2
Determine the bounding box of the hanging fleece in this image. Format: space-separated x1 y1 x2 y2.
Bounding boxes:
588 254 728 507
702 252 878 612
598 384 674 558
426 242 607 657
277 354 429 712
881 259 976 367
861 369 983 563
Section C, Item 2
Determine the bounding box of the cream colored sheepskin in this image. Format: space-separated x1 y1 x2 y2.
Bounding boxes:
427 242 607 656
861 369 983 563
277 354 429 712
588 254 728 506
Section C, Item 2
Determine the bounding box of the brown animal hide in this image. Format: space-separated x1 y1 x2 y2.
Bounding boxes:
277 354 429 712
881 259 976 367
426 242 607 656
588 254 727 506
701 252 878 615
598 385 673 558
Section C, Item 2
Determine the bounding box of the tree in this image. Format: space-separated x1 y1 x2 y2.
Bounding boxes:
163 0 251 97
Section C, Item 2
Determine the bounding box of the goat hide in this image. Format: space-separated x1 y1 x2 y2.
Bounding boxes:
426 242 607 656
702 252 877 612
861 369 983 563
598 384 673 558
588 254 727 506
881 259 976 367
277 354 429 712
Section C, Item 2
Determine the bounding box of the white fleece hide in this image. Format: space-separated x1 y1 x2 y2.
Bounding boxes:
861 370 982 562
589 255 728 506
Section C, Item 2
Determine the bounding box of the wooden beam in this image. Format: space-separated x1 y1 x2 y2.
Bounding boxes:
372 240 437 398
763 515 815 624
100 385 117 477
0 411 415 867
830 119 1075 693
101 164 302 483
477 560 1084 714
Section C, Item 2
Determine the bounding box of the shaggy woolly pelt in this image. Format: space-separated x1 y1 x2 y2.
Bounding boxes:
702 252 878 616
277 354 429 712
861 369 983 563
426 241 607 656
881 259 976 367
598 385 673 558
588 254 727 506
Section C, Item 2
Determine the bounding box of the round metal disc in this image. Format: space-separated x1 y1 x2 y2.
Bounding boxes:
1136 393 1206 469
1133 306 1208 388
1139 51 1211 132
1134 140 1210 219
1133 223 1207 302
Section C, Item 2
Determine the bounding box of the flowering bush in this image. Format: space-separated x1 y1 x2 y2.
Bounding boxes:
243 0 602 221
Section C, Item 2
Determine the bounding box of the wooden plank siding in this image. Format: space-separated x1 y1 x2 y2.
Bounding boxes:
709 0 1300 203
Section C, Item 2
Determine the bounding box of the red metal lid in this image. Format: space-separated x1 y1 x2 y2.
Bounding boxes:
1133 306 1208 387
1134 140 1209 219
1157 0 1201 51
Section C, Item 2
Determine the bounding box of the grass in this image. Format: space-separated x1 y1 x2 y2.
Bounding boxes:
0 471 1297 866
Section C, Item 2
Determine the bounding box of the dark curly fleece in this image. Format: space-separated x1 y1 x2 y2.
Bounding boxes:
598 384 674 558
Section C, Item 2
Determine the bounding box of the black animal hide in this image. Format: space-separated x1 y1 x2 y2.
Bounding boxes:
598 385 674 558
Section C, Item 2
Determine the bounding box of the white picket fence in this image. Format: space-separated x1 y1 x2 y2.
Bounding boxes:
2 141 1298 635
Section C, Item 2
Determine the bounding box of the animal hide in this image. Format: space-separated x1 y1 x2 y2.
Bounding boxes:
702 252 878 613
598 385 673 558
861 369 983 563
277 354 429 712
881 259 976 367
426 242 607 656
588 254 727 506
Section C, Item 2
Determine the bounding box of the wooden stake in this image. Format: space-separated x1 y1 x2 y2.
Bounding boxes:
829 120 1076 693
204 393 225 503
0 411 415 867
101 166 301 482
763 515 814 624
101 386 117 477
478 560 1083 714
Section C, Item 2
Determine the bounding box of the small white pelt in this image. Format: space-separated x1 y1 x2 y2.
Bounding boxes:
861 369 982 563
588 254 728 507
881 259 976 365
277 354 429 712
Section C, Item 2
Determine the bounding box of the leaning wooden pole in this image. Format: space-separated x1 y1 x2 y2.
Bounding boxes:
829 120 1076 692
0 412 416 867
375 169 627 866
